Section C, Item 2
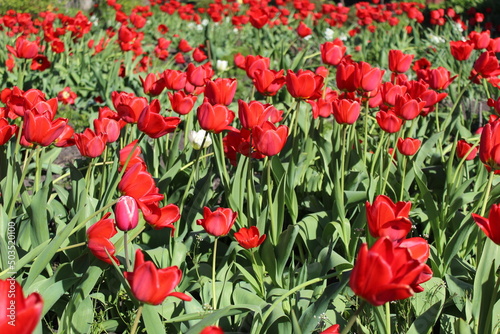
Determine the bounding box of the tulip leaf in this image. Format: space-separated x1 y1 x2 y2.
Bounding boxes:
143 304 166 334
408 277 446 334
184 305 260 334
27 185 50 247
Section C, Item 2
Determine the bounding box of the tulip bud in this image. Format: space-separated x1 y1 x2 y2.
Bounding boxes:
189 130 212 150
114 196 139 231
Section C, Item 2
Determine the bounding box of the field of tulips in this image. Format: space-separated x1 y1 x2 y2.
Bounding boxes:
1 0 500 333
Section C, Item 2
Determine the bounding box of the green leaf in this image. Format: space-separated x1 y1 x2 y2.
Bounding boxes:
143 304 167 334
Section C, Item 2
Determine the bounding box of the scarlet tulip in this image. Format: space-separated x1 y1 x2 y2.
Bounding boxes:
331 99 360 124
234 226 266 249
178 39 192 52
204 78 238 106
376 110 403 133
193 47 208 62
6 37 39 59
307 98 333 119
140 73 165 96
163 69 187 91
138 99 181 138
86 212 119 265
197 207 238 237
456 140 477 160
23 108 68 147
393 94 425 121
397 137 421 156
388 50 414 73
248 8 269 29
253 121 289 157
57 87 77 105
349 237 432 306
252 69 286 96
197 99 235 133
286 69 324 100
238 100 283 129
0 118 17 145
0 279 43 334
74 128 108 158
449 40 474 61
186 63 212 87
118 163 158 201
320 40 346 66
111 91 148 124
471 204 500 245
94 117 121 143
245 55 270 80
119 140 144 171
469 30 490 49
200 326 225 334
366 195 412 241
142 203 180 231
426 67 456 90
479 121 500 171
296 22 312 38
124 249 192 305
168 91 197 115
114 196 139 231
473 51 500 78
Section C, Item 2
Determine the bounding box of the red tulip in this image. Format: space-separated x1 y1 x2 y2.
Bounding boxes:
449 40 474 61
245 55 270 80
488 97 500 115
186 63 213 87
471 204 500 245
163 69 187 91
252 69 286 96
193 47 208 62
253 121 289 157
197 99 235 133
86 212 120 265
248 8 269 29
394 94 425 121
124 250 192 305
197 207 237 237
388 50 414 73
307 98 333 119
456 140 477 160
168 91 197 115
142 203 180 231
320 325 341 334
234 52 246 69
473 51 500 78
200 326 225 334
331 99 360 124
349 237 432 306
320 40 346 66
234 226 266 249
238 100 283 129
479 121 500 171
296 22 312 38
111 91 148 124
397 137 421 156
0 279 43 334
57 87 77 105
94 117 120 143
469 30 490 49
336 61 357 92
119 140 144 172
118 163 158 201
6 37 39 59
178 39 192 52
366 195 412 241
376 110 403 133
426 67 456 90
74 128 108 158
140 73 165 96
23 108 68 147
286 69 324 100
357 61 385 92
0 118 17 145
138 99 181 138
114 196 139 231
204 78 238 106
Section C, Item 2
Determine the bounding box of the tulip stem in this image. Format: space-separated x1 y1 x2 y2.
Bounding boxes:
339 124 348 207
7 148 37 220
56 242 86 253
212 237 219 311
130 303 144 334
339 301 367 334
399 155 407 201
267 159 276 244
363 98 370 166
124 232 131 272
479 171 495 217
34 146 42 193
385 302 391 334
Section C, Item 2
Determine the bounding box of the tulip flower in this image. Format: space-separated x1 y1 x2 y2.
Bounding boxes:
488 97 500 115
473 51 500 78
397 137 421 156
118 163 159 201
197 207 238 237
94 117 121 143
479 121 500 171
86 213 120 265
74 128 108 158
366 195 412 241
320 40 346 66
307 98 333 119
349 237 432 306
114 196 139 231
0 118 18 146
178 39 192 52
141 203 180 231
204 78 238 106
248 8 269 29
200 326 225 334
469 30 490 49
252 69 286 96
388 49 414 73
245 55 270 79
449 40 474 61
286 69 324 100
119 140 144 171
394 94 426 121
168 91 197 115
193 47 208 62
331 99 360 124
140 73 165 96
197 99 235 133
238 100 283 129
234 226 266 249
6 37 39 59
163 69 187 91
320 325 341 334
296 22 312 38
376 110 403 133
124 250 192 305
23 108 68 147
57 87 77 105
189 129 212 150
471 204 500 245
0 279 43 333
138 99 181 138
111 91 149 124
186 63 212 87
456 140 477 160
253 121 289 157
426 67 457 90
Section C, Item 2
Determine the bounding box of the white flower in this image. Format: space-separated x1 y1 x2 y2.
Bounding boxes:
189 130 212 150
216 60 228 72
339 33 348 41
428 34 445 44
324 28 334 40
201 19 209 26
304 35 312 41
196 24 204 32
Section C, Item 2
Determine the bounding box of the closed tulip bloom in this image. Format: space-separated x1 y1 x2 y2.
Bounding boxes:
7 37 39 59
94 117 121 143
163 69 187 91
204 78 238 106
0 279 43 334
0 118 17 145
307 98 333 119
138 99 181 138
469 30 490 49
471 204 500 245
320 325 341 334
186 63 212 87
197 207 238 237
197 99 235 133
238 100 283 129
473 51 500 78
114 196 139 231
331 99 360 124
178 38 192 52
245 55 270 79
426 67 456 90
376 110 403 133
253 121 289 157
248 8 269 29
189 129 212 150
168 91 197 115
118 163 157 201
320 40 346 66
119 140 144 171
349 237 432 306
449 40 474 61
86 212 120 265
74 128 108 158
286 69 324 100
193 47 208 62
366 195 412 241
456 140 477 160
296 22 312 38
397 137 421 156
388 50 415 73
253 69 286 96
394 94 426 121
234 226 266 249
336 61 357 92
23 108 68 147
140 73 165 96
111 91 149 124
200 326 225 334
479 121 500 171
124 249 192 305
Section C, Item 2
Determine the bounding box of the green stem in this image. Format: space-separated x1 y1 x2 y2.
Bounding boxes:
363 97 370 166
479 171 495 217
130 303 144 334
7 148 36 220
339 301 367 334
124 231 131 273
34 146 42 193
369 131 386 177
212 237 219 311
267 159 276 244
56 242 86 253
399 155 407 201
385 302 391 334
339 124 348 207
251 250 265 297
